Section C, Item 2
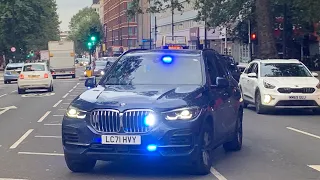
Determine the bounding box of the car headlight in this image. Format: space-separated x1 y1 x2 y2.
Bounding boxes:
66 106 87 119
263 80 276 89
84 71 87 75
100 71 105 75
163 107 201 120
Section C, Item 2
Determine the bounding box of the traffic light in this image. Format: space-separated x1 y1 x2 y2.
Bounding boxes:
251 33 257 41
90 36 96 42
87 42 93 49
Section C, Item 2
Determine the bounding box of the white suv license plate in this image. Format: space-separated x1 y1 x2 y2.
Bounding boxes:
289 96 306 100
101 135 141 145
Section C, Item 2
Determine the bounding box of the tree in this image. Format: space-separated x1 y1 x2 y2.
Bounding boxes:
129 0 320 59
68 7 103 54
0 0 60 62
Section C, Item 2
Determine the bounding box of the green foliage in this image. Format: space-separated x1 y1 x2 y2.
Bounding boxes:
68 7 103 54
0 0 60 61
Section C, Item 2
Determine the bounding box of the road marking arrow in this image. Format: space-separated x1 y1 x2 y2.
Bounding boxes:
0 106 17 115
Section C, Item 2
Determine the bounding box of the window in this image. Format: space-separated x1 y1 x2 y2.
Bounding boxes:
204 51 218 84
244 63 255 74
23 64 45 72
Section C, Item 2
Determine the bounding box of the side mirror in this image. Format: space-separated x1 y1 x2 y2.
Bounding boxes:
248 72 257 78
211 77 229 88
85 77 96 88
312 72 318 77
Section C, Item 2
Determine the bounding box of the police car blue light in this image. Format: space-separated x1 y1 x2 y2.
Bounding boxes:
147 144 157 152
162 56 173 64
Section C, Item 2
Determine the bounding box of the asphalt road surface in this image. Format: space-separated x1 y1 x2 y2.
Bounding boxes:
0 68 320 180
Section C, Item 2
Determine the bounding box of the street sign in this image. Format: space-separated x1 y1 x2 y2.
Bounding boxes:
11 47 16 52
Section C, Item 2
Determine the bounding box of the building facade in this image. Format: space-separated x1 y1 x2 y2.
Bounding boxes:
136 0 151 49
103 0 138 49
151 0 251 62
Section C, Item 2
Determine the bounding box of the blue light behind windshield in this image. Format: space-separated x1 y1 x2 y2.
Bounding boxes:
162 56 173 64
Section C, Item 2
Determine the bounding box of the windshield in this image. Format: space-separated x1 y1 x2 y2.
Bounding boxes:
23 64 45 72
95 61 107 67
261 63 312 77
6 65 23 71
100 53 203 85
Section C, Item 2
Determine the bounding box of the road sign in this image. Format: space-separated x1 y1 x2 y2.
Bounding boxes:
11 47 16 52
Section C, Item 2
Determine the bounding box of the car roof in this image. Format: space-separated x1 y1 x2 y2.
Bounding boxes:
252 59 300 64
23 62 47 66
126 49 201 55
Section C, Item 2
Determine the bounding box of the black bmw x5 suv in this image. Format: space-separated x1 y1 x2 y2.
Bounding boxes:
62 49 244 175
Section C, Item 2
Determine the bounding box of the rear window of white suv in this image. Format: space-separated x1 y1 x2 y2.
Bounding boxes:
23 64 45 72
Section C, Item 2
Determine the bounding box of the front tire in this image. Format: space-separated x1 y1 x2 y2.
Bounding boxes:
71 75 76 78
18 87 25 94
191 121 213 175
255 91 267 114
64 154 96 173
4 80 8 84
223 111 243 151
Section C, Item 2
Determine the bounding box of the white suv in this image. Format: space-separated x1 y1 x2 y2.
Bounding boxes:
239 59 320 114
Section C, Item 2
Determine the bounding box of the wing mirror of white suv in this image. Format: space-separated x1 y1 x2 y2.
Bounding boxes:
248 72 257 78
311 72 318 77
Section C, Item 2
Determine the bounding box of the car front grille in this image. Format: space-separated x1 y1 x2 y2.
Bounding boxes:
275 100 318 106
90 109 153 133
277 87 315 94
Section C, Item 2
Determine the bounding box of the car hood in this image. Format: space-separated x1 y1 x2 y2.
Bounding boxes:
72 84 203 111
262 77 320 87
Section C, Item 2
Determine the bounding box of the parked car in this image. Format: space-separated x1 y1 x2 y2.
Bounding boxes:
239 59 320 114
4 63 24 84
62 49 244 175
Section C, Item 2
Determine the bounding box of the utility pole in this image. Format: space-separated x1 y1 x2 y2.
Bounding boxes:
154 16 157 48
149 0 152 49
171 0 174 41
248 20 252 60
204 20 208 48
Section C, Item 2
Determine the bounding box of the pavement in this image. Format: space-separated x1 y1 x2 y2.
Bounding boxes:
0 67 320 180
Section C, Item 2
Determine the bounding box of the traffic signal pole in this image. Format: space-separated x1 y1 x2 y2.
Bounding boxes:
248 20 252 61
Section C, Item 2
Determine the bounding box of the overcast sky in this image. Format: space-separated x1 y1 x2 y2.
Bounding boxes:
56 0 92 31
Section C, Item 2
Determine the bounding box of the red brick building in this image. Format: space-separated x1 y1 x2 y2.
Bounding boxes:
103 0 138 49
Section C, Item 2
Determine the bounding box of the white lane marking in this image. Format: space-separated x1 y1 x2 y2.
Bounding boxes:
62 93 69 98
18 152 64 156
53 115 64 117
287 127 320 140
73 85 77 88
0 94 7 98
10 129 34 149
0 106 17 115
37 111 51 122
44 124 62 126
35 136 61 138
11 90 17 93
210 167 227 180
68 89 73 93
62 103 70 105
308 165 320 172
0 178 28 180
77 82 80 85
53 100 62 107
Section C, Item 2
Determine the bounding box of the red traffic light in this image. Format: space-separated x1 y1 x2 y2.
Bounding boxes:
251 33 257 40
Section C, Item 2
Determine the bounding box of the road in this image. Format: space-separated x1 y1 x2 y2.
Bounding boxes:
0 68 320 180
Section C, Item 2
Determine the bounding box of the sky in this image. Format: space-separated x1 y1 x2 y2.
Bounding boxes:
56 0 92 31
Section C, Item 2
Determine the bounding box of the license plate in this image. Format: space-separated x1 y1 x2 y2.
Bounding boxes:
28 75 40 78
289 96 306 100
101 135 141 145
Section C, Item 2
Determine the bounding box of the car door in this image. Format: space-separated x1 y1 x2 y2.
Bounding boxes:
204 51 226 142
214 55 237 133
240 63 255 101
247 63 259 99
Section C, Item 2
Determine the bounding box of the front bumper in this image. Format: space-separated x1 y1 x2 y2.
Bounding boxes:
260 89 320 109
18 79 51 89
62 115 203 161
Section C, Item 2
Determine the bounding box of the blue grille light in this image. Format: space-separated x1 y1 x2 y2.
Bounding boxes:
144 114 156 126
147 144 157 152
162 56 173 64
